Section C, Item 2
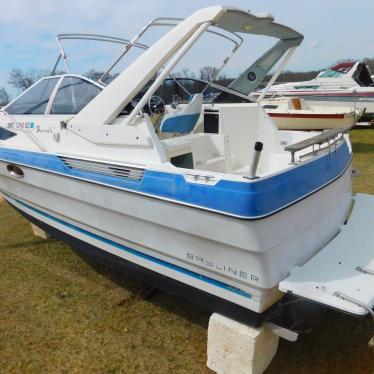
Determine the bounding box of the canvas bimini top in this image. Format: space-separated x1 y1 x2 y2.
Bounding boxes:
68 6 303 131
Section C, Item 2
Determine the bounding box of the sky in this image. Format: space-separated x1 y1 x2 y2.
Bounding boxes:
1 0 374 96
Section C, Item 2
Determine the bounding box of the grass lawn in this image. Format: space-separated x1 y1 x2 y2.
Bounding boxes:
0 129 373 373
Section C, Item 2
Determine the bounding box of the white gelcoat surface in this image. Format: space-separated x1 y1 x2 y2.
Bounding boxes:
280 193 374 315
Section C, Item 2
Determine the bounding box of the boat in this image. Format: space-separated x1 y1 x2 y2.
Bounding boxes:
0 6 373 327
272 61 373 91
267 61 374 120
260 96 360 130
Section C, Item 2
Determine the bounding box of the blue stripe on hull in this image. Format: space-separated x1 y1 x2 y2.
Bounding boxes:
5 192 251 299
0 141 351 218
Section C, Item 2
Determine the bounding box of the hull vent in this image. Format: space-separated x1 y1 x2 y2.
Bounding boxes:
59 157 144 181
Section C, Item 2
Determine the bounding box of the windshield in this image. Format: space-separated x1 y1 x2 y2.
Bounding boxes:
5 76 103 115
50 77 102 114
319 69 345 78
155 78 251 104
6 78 59 114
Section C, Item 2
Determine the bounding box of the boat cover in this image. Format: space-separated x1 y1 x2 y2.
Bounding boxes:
279 193 374 316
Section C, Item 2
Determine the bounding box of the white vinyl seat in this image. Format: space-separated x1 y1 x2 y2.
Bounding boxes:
159 93 203 133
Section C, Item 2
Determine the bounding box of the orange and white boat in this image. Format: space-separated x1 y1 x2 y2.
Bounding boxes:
261 97 361 130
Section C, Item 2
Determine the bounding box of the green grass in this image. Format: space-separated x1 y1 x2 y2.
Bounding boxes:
0 129 373 373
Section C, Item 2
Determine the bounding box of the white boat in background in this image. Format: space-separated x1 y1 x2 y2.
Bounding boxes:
0 6 373 331
272 61 373 91
267 61 374 120
260 97 360 130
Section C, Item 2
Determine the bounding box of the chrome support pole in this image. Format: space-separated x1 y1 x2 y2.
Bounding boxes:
124 21 212 126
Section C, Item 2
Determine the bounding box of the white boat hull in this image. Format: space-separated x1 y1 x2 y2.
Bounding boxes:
302 96 374 118
0 156 352 315
269 111 357 130
267 93 374 120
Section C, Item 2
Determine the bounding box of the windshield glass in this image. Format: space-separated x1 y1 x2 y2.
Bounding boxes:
319 69 344 78
50 77 102 114
6 78 59 114
155 78 250 104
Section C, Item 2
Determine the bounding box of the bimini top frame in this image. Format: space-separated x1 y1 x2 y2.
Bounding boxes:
52 25 243 87
51 33 149 81
101 17 243 88
68 6 303 129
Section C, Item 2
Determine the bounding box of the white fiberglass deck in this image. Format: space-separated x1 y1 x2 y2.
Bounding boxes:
280 193 374 316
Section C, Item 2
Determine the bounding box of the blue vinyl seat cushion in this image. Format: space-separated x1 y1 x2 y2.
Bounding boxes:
160 93 203 133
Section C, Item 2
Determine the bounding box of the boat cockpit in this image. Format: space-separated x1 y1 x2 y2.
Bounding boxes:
2 73 273 175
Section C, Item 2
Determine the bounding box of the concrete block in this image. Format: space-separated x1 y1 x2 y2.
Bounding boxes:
207 313 279 374
31 223 50 239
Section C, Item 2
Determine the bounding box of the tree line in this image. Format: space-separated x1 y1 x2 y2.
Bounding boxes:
1 57 374 106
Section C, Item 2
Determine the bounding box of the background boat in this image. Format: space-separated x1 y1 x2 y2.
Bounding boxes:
261 97 361 130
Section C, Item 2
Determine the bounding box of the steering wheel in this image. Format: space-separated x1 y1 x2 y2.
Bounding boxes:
147 95 165 115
